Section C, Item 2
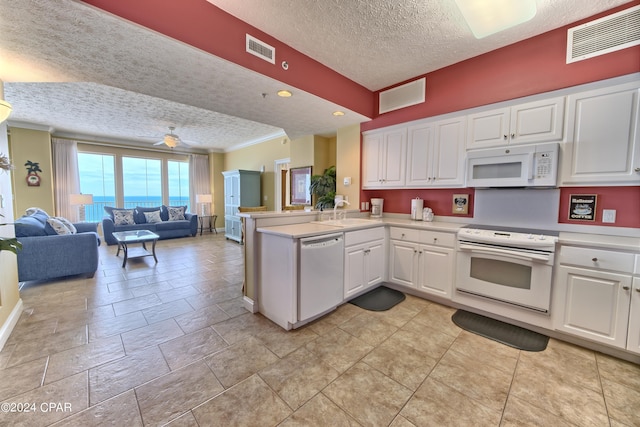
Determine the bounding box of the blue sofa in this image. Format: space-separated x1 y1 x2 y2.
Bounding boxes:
14 210 101 282
102 205 198 246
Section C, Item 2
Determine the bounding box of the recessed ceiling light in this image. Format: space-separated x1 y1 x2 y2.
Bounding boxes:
454 0 536 39
277 90 292 97
332 111 345 116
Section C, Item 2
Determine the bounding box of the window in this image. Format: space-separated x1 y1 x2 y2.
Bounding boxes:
77 153 115 222
122 157 162 208
168 160 189 206
77 147 192 214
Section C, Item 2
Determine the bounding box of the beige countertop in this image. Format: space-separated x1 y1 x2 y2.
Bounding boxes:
257 217 465 239
559 232 640 252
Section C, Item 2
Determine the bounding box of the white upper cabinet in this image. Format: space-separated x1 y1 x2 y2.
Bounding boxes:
362 128 407 188
406 116 466 187
466 97 565 149
561 81 640 185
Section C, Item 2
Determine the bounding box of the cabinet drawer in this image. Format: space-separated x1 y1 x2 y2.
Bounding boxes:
389 227 419 242
345 227 385 246
559 246 635 273
419 231 455 248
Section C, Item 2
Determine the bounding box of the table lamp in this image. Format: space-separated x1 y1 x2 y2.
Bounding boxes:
70 193 93 222
196 194 212 216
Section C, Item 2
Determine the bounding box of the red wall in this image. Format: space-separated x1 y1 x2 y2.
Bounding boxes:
362 1 640 131
558 187 640 228
80 0 375 118
360 1 640 229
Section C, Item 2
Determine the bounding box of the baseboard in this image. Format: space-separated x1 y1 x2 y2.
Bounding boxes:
243 296 257 313
0 298 23 351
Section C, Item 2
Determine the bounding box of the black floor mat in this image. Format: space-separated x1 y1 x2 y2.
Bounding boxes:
452 310 549 352
349 285 405 311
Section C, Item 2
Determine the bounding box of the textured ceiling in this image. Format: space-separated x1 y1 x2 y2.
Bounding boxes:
0 0 632 151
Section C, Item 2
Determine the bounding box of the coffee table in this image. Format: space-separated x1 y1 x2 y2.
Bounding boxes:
112 230 160 268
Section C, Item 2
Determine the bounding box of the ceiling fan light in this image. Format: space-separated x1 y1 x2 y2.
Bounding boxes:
164 134 179 148
277 90 292 98
454 0 536 39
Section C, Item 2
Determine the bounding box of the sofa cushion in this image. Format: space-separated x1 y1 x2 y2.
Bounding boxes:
160 205 187 221
15 215 47 237
113 209 135 226
167 206 186 221
46 217 74 235
155 219 190 231
104 206 136 221
134 206 162 224
143 210 162 223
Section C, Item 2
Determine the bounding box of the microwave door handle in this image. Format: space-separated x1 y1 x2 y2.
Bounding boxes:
459 243 550 262
528 152 535 180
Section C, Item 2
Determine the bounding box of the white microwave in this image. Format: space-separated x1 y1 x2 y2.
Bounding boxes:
466 142 559 188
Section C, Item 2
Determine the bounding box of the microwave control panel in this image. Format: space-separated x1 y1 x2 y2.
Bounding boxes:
534 151 554 178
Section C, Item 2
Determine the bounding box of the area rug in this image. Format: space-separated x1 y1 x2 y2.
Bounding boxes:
349 285 405 311
451 310 549 352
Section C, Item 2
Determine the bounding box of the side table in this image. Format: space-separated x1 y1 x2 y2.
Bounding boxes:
198 214 218 235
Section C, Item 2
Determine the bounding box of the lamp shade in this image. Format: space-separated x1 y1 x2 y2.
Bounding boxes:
0 99 12 123
196 194 212 204
69 193 93 205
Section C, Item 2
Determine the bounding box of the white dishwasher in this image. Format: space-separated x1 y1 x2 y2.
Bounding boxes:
299 232 344 322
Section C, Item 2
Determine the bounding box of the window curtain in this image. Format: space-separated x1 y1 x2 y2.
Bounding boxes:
52 138 81 221
189 154 211 215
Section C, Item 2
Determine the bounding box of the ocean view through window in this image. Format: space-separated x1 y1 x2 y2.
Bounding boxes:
78 150 190 222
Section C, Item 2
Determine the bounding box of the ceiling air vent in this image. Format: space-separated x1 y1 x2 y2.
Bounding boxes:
379 77 426 114
567 5 640 63
246 34 275 64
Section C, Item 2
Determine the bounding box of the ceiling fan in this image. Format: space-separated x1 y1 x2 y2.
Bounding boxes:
153 126 189 148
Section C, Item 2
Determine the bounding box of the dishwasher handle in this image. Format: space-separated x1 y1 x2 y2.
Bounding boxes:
300 233 343 248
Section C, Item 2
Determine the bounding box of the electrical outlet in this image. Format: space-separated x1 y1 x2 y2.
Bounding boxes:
602 209 616 223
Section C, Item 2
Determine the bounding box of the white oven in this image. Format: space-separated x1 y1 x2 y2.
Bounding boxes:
456 227 558 313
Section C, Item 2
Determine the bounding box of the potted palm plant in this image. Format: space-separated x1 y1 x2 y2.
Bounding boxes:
309 166 336 210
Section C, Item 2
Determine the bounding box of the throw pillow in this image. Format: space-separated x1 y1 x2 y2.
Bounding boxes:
113 209 135 226
143 210 162 223
25 207 49 217
167 206 185 221
46 218 73 235
55 217 77 234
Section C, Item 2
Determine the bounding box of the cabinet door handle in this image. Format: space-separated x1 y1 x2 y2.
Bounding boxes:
511 133 515 138
623 286 630 291
503 135 508 140
635 167 640 172
591 257 598 262
433 238 438 243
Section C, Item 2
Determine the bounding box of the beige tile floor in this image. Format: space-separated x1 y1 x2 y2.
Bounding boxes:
0 233 638 426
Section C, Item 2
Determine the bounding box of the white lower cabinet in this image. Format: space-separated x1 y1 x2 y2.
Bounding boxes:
344 227 386 298
388 227 455 299
554 245 639 354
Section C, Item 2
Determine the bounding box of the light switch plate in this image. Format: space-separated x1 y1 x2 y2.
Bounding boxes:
602 209 616 223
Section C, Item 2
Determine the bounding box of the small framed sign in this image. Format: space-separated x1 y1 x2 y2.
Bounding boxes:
569 194 597 221
452 194 469 214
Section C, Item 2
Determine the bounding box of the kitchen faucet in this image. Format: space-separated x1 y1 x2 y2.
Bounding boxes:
333 199 351 220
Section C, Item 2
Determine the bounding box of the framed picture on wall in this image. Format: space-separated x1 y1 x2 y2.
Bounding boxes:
569 194 597 221
290 166 312 205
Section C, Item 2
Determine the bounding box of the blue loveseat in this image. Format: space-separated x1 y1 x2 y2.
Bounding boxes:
102 205 198 246
14 210 101 282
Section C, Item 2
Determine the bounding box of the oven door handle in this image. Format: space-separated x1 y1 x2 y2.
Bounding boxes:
458 243 551 263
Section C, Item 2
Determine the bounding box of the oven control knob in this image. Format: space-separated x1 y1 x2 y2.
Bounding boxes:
527 234 534 239
539 235 546 240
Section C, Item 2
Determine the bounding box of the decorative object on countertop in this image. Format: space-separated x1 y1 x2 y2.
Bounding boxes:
452 310 549 352
423 207 434 222
309 165 336 210
24 160 42 186
349 285 405 311
452 193 469 214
